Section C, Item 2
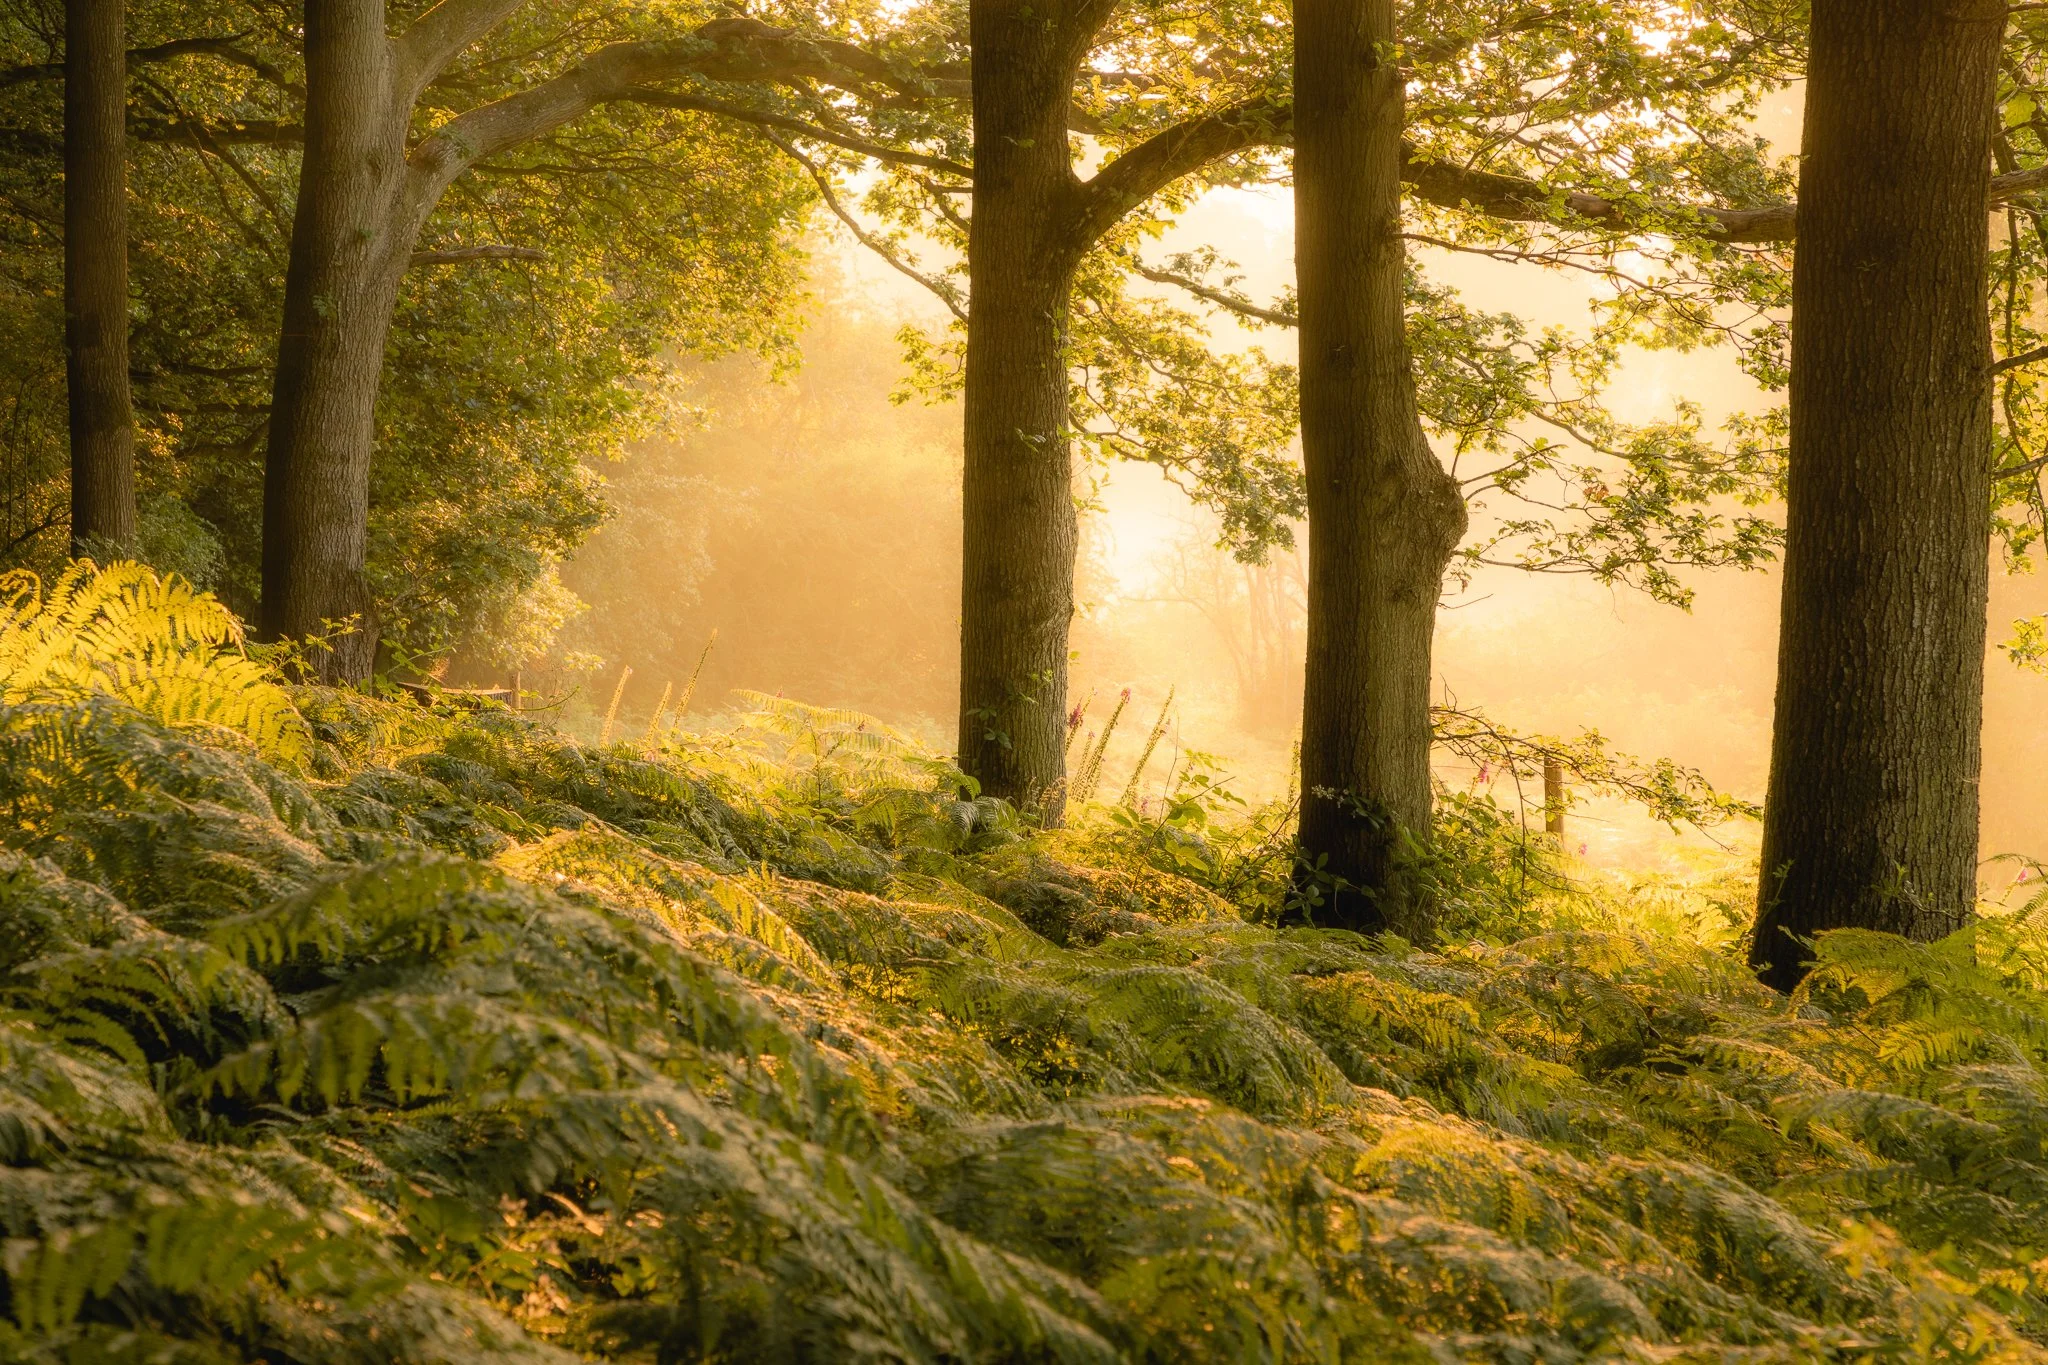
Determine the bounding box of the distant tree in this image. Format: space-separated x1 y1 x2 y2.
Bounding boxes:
62 0 132 553
555 296 965 725
1750 1 2004 990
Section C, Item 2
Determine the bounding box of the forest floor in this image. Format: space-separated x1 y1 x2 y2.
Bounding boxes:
7 568 2048 1363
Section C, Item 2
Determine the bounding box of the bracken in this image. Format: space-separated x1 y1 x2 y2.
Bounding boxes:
2 563 2046 1363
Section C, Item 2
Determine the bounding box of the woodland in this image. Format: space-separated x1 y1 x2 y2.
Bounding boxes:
7 0 2048 1361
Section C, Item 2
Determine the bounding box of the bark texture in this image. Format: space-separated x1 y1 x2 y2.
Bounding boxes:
1751 0 2002 991
1291 0 1466 935
64 0 134 554
259 0 408 680
954 0 1104 819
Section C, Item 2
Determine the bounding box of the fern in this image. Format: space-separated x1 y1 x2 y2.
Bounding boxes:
0 562 309 764
12 580 2048 1360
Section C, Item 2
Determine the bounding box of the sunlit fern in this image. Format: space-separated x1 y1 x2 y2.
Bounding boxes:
7 612 2048 1360
0 560 309 764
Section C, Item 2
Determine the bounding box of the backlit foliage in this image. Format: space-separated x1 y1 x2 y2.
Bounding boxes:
0 561 308 763
5 566 2048 1361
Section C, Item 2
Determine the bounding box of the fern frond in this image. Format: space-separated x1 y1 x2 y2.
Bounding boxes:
0 562 309 765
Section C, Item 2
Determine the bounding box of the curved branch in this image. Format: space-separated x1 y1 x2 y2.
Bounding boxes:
1062 88 1788 251
1132 262 1293 325
620 88 972 178
764 132 966 324
1064 91 1803 255
1067 97 1289 249
0 34 299 93
402 19 927 206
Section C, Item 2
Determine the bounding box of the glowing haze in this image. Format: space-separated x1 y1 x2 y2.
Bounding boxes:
564 82 2048 882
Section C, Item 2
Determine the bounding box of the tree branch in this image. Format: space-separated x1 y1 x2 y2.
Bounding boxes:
402 18 923 205
1132 262 1293 325
619 87 972 178
130 117 303 146
1996 450 2048 481
0 507 65 562
1068 97 1290 250
393 0 528 98
1402 10 1571 67
0 34 300 93
1401 144 2048 244
1399 148 1798 243
764 131 966 324
1069 94 1802 255
409 243 546 266
1993 342 2048 374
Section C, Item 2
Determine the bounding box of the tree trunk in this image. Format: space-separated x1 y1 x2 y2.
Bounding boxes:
259 0 409 682
1291 0 1466 937
64 0 135 555
956 0 1090 819
1750 0 2002 991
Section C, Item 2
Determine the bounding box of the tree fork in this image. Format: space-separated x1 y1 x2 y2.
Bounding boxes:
65 0 136 555
1290 1 1465 936
1750 0 2002 990
254 9 922 683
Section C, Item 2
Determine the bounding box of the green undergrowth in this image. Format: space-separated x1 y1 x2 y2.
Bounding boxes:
5 564 2048 1363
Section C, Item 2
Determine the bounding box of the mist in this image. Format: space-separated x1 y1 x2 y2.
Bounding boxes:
559 159 2048 883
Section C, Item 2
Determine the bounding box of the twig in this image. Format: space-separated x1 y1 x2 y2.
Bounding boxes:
410 244 547 267
675 629 718 719
623 87 973 180
762 132 967 324
1994 343 2048 375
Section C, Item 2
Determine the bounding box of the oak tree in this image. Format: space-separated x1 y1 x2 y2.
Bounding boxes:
1751 0 2004 990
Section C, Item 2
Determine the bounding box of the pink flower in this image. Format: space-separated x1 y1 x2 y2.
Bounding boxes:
1577 842 1588 857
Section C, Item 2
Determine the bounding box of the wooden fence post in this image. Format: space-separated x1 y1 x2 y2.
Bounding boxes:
1542 757 1565 839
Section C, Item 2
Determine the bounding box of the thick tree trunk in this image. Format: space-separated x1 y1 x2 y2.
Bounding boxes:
64 0 135 555
1750 0 2002 991
259 0 409 682
956 0 1089 819
1291 0 1466 937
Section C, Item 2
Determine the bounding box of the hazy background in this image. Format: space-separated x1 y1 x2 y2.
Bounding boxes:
553 88 2048 882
